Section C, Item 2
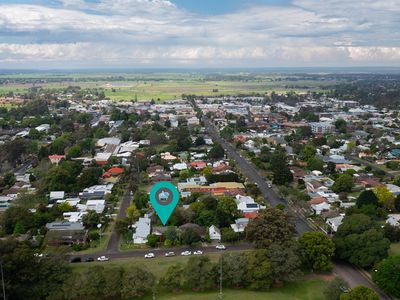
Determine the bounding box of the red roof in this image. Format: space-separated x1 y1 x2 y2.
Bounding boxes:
244 212 258 219
190 161 207 169
102 167 124 178
48 155 65 159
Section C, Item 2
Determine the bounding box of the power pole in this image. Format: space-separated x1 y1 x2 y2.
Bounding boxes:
0 262 6 300
219 256 223 300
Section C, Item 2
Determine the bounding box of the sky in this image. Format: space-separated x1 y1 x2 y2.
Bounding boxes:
0 0 399 69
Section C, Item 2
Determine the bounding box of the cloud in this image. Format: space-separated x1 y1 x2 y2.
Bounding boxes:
0 0 399 67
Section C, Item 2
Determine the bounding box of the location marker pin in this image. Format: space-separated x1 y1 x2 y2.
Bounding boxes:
149 182 180 225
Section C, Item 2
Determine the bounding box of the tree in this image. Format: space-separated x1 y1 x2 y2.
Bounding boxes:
356 190 379 208
267 242 302 284
246 249 273 290
133 190 148 209
184 256 215 291
299 231 335 272
120 267 155 298
246 208 296 248
219 253 248 288
195 136 205 146
66 144 81 158
208 143 225 159
220 126 234 140
82 211 101 229
323 277 349 300
383 223 400 242
1 172 16 188
340 286 379 300
333 214 390 268
374 186 395 210
126 203 140 222
0 239 70 300
115 218 130 235
160 264 184 292
372 255 400 297
147 234 159 247
270 150 293 185
0 206 34 234
301 144 316 161
335 119 347 134
332 174 354 193
307 156 324 171
76 167 102 190
181 228 201 245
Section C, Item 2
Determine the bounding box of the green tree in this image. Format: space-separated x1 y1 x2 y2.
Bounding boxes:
220 126 234 140
246 208 296 248
181 228 201 246
335 119 347 134
115 218 130 235
332 174 354 193
82 211 101 229
246 249 273 290
299 231 335 272
67 145 81 159
267 242 302 284
333 214 390 268
120 267 155 298
183 256 215 291
219 253 248 288
160 264 184 292
147 234 159 247
270 150 293 185
301 144 316 161
340 286 379 300
356 190 379 208
372 255 400 297
208 143 225 159
76 167 102 190
323 277 349 300
126 202 140 222
195 136 205 146
307 156 324 171
374 186 396 210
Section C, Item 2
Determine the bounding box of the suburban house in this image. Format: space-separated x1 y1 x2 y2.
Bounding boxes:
45 221 87 246
133 217 151 244
230 218 249 233
208 225 221 241
48 155 66 165
386 214 400 227
326 215 344 232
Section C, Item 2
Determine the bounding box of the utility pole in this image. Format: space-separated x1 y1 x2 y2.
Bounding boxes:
219 256 223 300
0 262 6 300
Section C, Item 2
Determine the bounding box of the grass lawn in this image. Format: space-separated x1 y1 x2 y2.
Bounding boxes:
142 281 328 300
389 243 400 256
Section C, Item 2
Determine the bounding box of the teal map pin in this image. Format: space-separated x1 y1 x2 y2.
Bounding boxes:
150 182 180 225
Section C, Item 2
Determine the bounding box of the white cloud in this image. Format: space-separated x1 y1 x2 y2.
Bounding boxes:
0 0 399 67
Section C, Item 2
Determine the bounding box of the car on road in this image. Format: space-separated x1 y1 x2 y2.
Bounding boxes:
85 257 94 262
193 250 203 255
70 257 81 263
216 244 226 250
267 183 272 188
144 253 155 259
181 251 191 256
165 252 175 257
97 256 109 262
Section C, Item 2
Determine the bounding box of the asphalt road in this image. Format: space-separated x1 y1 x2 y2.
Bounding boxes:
106 191 132 253
204 118 310 234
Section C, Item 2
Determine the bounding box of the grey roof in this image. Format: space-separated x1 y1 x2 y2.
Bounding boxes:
46 221 85 231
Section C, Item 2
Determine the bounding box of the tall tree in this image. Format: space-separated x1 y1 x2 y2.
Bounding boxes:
299 231 335 272
246 208 296 248
183 256 215 291
340 286 379 300
372 255 400 297
270 150 293 185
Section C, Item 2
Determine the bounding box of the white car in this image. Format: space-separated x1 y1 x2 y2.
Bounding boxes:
216 244 226 250
193 250 203 255
97 256 109 262
165 252 175 257
181 251 192 256
144 253 155 259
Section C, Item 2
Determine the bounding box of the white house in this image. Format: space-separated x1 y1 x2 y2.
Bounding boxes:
386 214 400 227
50 191 65 201
326 215 344 232
311 202 331 215
230 218 249 233
172 163 188 171
133 217 151 244
208 225 221 241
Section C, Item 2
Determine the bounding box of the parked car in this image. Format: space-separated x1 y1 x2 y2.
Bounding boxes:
181 251 191 256
216 244 226 250
70 257 81 263
144 253 155 258
194 250 203 255
165 252 175 257
97 256 109 262
85 257 94 262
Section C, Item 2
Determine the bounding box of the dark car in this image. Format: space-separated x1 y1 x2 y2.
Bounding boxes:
70 257 81 263
85 257 94 262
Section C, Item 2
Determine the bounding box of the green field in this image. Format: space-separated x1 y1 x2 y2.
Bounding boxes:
389 243 400 256
142 281 328 300
0 72 338 101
